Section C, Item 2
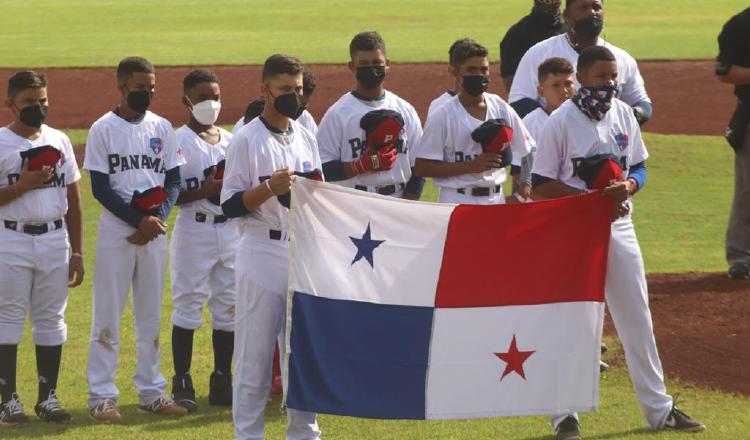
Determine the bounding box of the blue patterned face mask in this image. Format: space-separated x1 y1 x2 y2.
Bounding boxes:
572 81 619 121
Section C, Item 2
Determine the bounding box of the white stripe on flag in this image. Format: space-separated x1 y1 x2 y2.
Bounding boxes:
425 301 604 419
291 178 455 307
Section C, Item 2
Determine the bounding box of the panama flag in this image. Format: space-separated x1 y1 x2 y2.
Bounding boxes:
284 178 612 420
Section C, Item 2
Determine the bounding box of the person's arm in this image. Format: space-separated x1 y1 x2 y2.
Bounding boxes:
89 170 165 242
222 169 292 217
0 162 54 207
176 170 222 205
632 101 653 126
403 169 425 200
531 173 584 199
626 161 647 194
718 65 750 86
154 166 181 221
414 155 502 178
65 181 84 287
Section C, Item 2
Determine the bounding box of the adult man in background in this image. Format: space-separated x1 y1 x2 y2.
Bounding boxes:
716 7 750 279
500 0 564 93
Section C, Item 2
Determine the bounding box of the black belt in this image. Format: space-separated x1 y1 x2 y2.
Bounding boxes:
355 183 405 196
4 219 63 235
195 212 227 224
456 185 502 197
269 229 290 241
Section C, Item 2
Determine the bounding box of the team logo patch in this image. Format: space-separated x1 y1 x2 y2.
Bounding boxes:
615 133 629 151
302 161 313 172
150 137 163 155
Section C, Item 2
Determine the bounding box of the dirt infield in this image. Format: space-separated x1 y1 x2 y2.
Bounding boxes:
0 60 738 135
605 273 750 396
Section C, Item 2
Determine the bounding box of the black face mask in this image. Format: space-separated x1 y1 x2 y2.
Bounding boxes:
293 104 307 120
17 104 48 128
573 15 604 40
462 75 490 97
126 89 152 114
272 91 303 119
356 66 386 89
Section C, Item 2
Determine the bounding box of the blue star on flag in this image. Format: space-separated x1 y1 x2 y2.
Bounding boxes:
349 222 385 268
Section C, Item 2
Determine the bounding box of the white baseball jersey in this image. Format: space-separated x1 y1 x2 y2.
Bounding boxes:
0 125 80 222
414 93 535 190
508 35 650 107
83 111 185 214
521 107 550 142
232 109 318 137
426 91 456 119
317 90 422 188
174 125 233 216
221 117 322 231
532 98 648 190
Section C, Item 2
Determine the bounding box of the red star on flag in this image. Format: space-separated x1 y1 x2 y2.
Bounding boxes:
494 335 535 381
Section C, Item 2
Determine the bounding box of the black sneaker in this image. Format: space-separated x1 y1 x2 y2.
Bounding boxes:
0 393 29 426
554 416 582 440
599 360 610 372
171 374 198 413
728 264 750 280
34 389 72 423
209 371 232 406
663 401 705 432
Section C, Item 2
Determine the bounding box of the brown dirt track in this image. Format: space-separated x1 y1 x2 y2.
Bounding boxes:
1 61 747 396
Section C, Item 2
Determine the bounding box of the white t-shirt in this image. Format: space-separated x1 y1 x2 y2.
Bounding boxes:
232 109 318 137
521 107 550 143
221 118 322 231
426 91 456 120
508 34 650 107
0 125 80 223
414 93 535 189
174 125 233 216
317 91 422 188
532 98 648 190
83 111 186 205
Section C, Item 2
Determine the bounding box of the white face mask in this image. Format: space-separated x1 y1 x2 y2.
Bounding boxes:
188 97 221 125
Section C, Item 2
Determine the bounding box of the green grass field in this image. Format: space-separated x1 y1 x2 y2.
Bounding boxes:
4 133 745 439
0 0 746 67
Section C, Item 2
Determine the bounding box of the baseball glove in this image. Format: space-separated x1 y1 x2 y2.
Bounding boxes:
203 159 226 205
360 109 404 152
131 186 168 214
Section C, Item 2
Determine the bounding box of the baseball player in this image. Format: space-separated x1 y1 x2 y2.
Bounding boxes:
0 71 83 425
508 0 653 125
169 69 237 412
221 54 322 440
83 56 187 422
520 57 575 197
317 31 425 200
233 66 318 136
414 39 534 205
531 46 704 440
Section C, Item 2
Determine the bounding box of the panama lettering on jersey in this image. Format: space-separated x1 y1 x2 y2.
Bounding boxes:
0 125 81 222
221 118 322 230
509 35 650 107
532 98 647 190
174 125 233 215
83 110 185 204
317 90 422 188
415 93 535 190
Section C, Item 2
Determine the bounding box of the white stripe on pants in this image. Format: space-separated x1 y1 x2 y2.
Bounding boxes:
233 229 320 440
87 229 168 408
553 214 672 430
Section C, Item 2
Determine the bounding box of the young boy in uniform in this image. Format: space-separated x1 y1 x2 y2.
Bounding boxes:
84 56 187 422
0 71 83 425
414 39 534 205
169 69 237 412
518 57 575 200
532 45 704 440
221 54 322 440
317 31 425 200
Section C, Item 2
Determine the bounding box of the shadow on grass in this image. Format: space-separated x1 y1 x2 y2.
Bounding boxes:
520 427 653 440
0 395 284 438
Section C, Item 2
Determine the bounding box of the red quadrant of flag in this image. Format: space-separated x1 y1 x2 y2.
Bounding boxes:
435 192 612 308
